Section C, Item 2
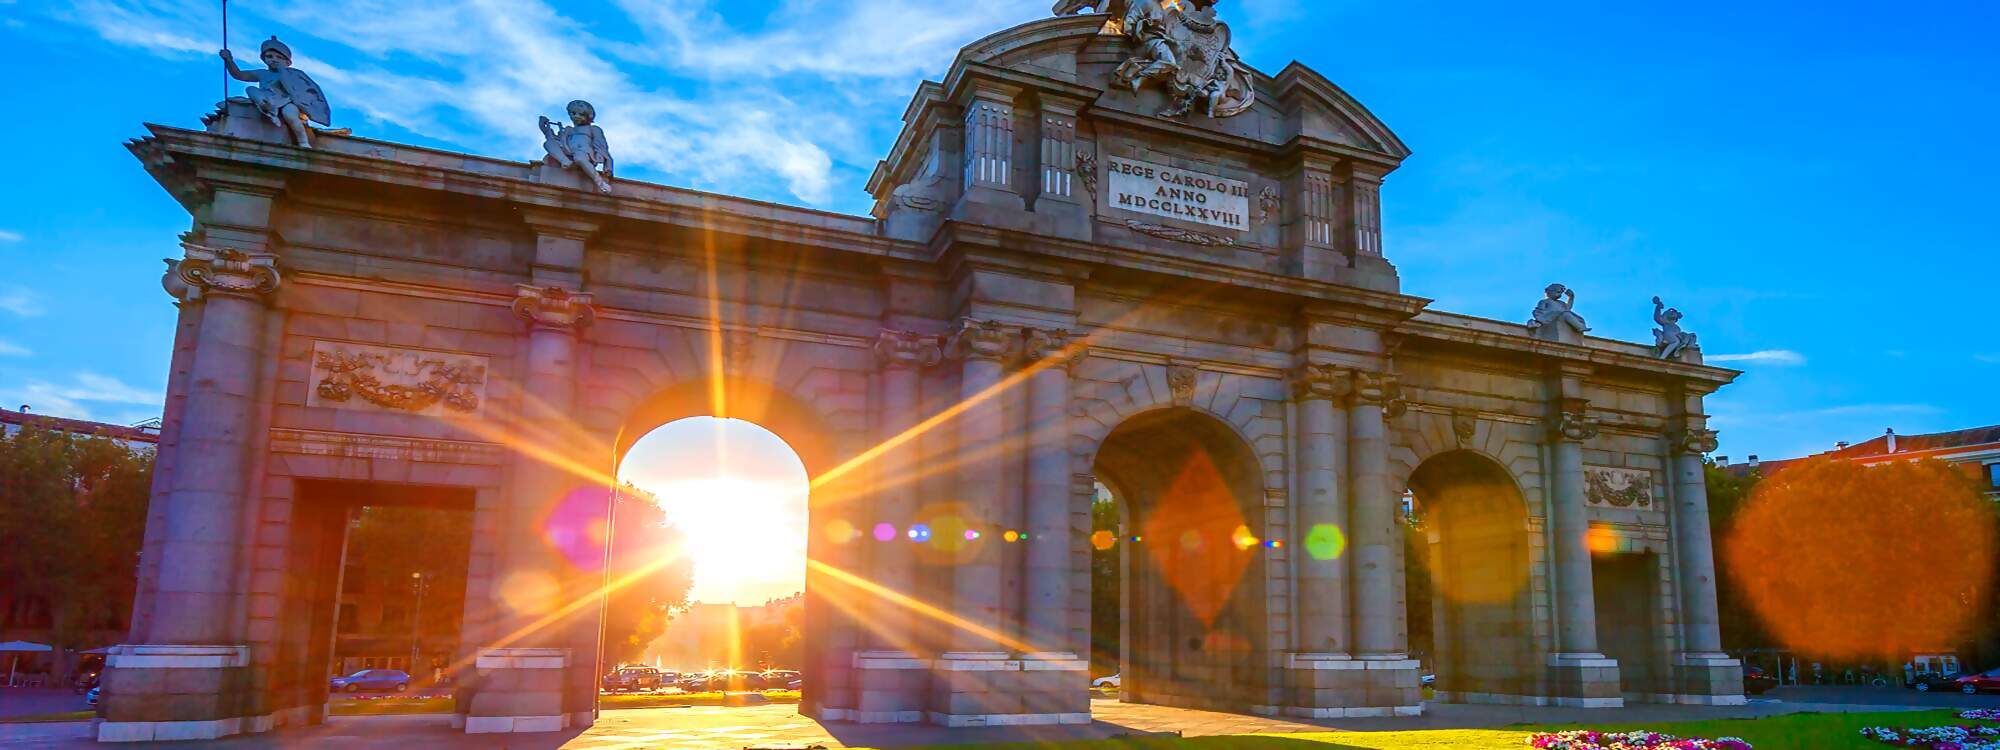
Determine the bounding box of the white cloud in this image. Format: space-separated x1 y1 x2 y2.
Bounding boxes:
1708 349 1807 366
0 288 42 317
1976 353 2000 365
58 0 1043 208
0 340 28 357
0 373 162 422
0 230 21 243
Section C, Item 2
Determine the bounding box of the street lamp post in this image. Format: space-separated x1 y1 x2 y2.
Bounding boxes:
408 572 428 681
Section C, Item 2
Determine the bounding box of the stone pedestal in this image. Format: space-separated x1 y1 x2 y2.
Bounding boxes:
926 653 1090 727
853 651 931 724
1546 653 1625 708
96 646 253 743
460 648 572 734
1283 654 1422 718
1674 654 1748 705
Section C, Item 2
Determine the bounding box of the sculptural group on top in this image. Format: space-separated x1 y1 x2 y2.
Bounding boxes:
1055 0 1257 120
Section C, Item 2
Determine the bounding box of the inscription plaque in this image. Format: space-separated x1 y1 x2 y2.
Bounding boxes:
1106 156 1251 231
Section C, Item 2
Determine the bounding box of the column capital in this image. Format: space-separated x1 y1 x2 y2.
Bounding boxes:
1551 411 1601 443
874 329 942 370
163 242 281 302
1290 363 1353 402
511 284 596 332
1672 427 1720 455
1023 327 1082 369
947 319 1018 363
1351 372 1406 417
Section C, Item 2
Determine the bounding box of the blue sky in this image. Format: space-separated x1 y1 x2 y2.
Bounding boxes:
0 0 1994 461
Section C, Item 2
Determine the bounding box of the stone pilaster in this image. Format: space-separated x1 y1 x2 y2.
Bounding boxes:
928 320 1017 723
855 329 941 724
1280 157 1341 282
956 84 1025 215
459 283 593 734
1669 425 1746 704
100 240 280 743
1029 97 1089 235
1545 404 1623 707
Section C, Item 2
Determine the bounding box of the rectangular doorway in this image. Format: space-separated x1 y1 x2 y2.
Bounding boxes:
1593 552 1664 699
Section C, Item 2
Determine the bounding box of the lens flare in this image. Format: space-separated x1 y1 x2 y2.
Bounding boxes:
1090 530 1118 551
908 524 932 543
1304 523 1346 561
1726 458 1996 661
873 523 898 542
824 518 857 544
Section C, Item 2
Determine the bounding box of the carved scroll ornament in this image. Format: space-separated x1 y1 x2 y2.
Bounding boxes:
164 242 281 301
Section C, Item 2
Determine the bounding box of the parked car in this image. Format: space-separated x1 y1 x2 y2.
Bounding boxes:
1956 667 2000 695
329 669 410 693
759 671 801 690
1907 671 1961 692
86 686 101 706
1091 673 1121 688
1419 674 1437 688
602 667 670 692
1743 665 1779 696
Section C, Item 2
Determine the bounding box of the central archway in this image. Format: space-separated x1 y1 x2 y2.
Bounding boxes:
1405 450 1538 702
1091 408 1270 712
602 375 861 717
616 416 809 677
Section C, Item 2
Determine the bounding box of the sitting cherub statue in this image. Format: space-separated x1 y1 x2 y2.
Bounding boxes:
1526 283 1590 337
540 100 614 194
220 37 332 148
1652 296 1699 360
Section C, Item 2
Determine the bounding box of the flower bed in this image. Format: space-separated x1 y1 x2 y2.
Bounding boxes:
1859 724 2000 749
1964 710 2000 722
1526 730 1752 749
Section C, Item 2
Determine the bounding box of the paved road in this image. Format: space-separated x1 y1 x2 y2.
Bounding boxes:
1 694 1986 749
0 690 86 721
1761 685 2000 709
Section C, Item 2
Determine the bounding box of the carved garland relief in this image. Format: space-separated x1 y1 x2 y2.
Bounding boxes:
308 341 489 417
1585 467 1655 509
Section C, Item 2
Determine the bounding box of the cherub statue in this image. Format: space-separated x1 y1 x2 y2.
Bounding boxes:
1651 296 1699 360
220 37 332 149
540 100 614 194
1526 283 1589 336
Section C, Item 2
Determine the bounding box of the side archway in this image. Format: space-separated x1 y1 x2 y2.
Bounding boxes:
1405 449 1539 702
1091 407 1271 712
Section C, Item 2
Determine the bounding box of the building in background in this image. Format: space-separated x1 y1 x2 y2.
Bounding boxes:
1722 424 2000 496
642 594 802 672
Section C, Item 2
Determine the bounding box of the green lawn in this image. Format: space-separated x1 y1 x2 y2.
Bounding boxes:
0 710 94 724
891 710 1995 750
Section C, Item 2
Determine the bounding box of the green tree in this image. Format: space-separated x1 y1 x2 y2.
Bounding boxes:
601 485 694 666
1704 462 1773 650
0 425 153 683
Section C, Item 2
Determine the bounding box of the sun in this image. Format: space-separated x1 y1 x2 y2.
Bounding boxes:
618 418 810 605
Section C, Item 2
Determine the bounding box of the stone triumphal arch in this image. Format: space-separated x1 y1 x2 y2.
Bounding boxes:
100 5 1743 742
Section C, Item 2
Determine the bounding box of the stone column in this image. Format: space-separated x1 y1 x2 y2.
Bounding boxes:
930 319 1023 725
462 284 594 735
98 241 278 743
1348 373 1400 659
1292 364 1353 656
1020 328 1090 720
853 330 941 724
1286 364 1367 717
1339 372 1422 716
1545 408 1622 706
1669 426 1745 704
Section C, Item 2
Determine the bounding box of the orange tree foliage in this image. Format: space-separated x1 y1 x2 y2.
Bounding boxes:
1726 457 1995 660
